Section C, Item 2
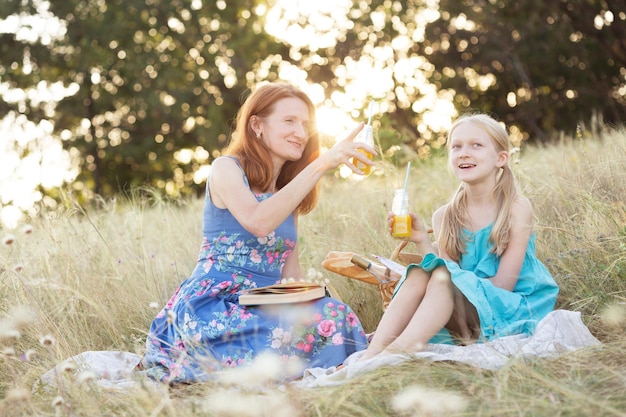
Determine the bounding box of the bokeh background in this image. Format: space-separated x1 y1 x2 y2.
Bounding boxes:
1 0 624 227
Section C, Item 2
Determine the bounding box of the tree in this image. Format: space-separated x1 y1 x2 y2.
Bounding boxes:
282 0 625 150
0 0 289 202
420 0 626 142
2 0 625 213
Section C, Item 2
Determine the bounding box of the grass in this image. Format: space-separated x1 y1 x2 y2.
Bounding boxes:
0 128 625 416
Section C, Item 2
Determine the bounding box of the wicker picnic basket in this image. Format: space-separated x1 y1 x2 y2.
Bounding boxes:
322 240 423 310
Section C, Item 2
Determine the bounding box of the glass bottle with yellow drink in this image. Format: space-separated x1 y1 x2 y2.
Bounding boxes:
351 124 374 175
351 101 375 175
391 189 412 238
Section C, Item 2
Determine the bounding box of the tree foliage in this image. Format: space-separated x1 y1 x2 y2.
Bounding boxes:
421 0 626 143
288 0 625 149
1 0 624 206
1 0 289 200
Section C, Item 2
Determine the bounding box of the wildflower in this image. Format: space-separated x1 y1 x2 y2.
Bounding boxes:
600 303 626 328
5 387 30 402
217 352 285 387
11 306 37 329
0 329 21 343
21 224 33 234
390 385 468 416
0 306 35 342
77 370 97 383
60 361 76 373
2 234 16 246
305 268 317 280
203 390 299 417
51 396 64 407
39 335 56 347
149 301 160 309
2 347 16 357
22 349 37 361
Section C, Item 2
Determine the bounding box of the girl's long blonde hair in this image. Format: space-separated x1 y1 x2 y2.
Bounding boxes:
222 82 320 214
438 113 518 261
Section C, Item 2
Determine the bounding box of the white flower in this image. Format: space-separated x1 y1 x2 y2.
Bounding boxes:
600 303 625 328
9 306 37 329
305 268 323 281
39 335 56 347
23 349 37 361
391 385 468 416
5 387 30 402
77 370 97 383
0 329 21 343
217 352 288 387
2 347 16 357
60 361 76 373
2 234 16 246
202 389 299 417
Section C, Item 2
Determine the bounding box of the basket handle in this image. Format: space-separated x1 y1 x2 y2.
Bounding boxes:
390 240 409 261
389 228 433 261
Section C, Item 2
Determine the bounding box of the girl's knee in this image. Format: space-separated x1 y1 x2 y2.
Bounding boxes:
430 267 451 283
405 267 429 282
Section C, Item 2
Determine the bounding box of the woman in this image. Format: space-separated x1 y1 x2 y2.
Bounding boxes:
139 82 374 383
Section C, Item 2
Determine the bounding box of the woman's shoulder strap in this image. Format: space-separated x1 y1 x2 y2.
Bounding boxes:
212 155 249 187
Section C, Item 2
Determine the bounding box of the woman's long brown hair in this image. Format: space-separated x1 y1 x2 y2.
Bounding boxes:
222 83 320 214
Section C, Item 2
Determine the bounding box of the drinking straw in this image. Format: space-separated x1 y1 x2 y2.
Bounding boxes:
401 161 411 207
366 100 374 126
402 161 411 195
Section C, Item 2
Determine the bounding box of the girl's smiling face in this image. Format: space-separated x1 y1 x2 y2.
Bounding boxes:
448 120 508 184
256 97 311 164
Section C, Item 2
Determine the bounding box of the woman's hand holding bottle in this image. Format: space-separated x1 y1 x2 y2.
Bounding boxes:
317 122 377 174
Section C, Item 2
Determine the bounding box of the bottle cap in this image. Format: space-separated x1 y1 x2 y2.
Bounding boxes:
350 254 371 270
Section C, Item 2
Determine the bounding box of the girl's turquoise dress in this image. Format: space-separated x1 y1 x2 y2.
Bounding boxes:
397 224 559 344
139 157 367 383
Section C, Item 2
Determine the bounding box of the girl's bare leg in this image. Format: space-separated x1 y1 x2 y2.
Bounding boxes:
359 267 430 360
377 266 455 355
444 287 480 343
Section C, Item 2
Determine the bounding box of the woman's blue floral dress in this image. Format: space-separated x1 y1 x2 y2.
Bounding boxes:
139 157 367 383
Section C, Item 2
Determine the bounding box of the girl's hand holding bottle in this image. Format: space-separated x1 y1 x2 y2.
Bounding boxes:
387 211 430 244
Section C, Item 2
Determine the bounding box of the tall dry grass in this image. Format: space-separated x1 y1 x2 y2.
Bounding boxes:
0 129 625 416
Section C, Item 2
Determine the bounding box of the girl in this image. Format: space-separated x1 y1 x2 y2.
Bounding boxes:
139 82 375 383
360 113 559 360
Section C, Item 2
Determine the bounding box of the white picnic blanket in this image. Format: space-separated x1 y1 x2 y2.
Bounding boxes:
36 350 149 392
295 309 601 388
37 310 600 391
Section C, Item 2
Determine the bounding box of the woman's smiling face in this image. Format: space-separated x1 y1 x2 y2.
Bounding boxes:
258 97 311 163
